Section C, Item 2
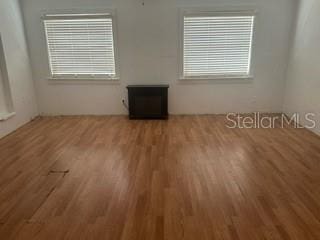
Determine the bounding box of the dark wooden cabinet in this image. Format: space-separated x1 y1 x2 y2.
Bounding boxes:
127 85 169 119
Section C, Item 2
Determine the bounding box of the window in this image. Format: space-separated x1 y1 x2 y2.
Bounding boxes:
43 13 118 79
0 35 15 121
181 11 255 79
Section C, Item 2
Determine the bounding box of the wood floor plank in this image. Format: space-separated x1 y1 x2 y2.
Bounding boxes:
0 115 320 239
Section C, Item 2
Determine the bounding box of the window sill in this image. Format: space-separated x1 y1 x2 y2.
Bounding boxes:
47 77 120 84
180 75 253 80
0 112 16 121
179 75 253 83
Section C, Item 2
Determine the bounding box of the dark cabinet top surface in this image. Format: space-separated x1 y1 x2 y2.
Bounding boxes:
127 84 169 89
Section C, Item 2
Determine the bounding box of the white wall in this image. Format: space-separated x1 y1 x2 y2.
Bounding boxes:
0 0 38 139
21 0 297 115
284 0 320 135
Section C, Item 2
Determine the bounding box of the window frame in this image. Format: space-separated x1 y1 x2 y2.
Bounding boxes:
179 9 256 81
42 10 120 81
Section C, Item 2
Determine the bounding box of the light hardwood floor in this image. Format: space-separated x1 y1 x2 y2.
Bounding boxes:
0 116 320 240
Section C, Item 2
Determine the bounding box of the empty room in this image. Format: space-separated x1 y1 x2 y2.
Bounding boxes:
0 0 320 239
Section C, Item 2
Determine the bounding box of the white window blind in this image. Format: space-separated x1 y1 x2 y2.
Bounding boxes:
44 14 117 79
183 13 255 78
